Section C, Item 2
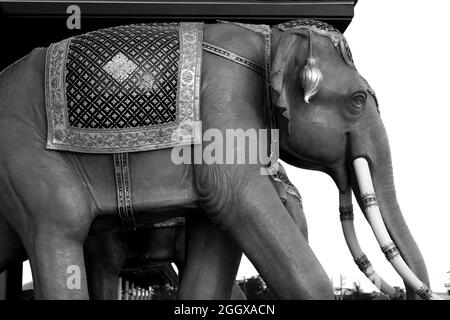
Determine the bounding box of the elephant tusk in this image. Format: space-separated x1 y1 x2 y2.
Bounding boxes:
339 188 400 299
353 158 442 300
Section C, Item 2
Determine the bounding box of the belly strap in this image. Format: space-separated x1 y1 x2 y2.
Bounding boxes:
113 153 136 231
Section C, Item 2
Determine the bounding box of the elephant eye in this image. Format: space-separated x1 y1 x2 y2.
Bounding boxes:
352 92 366 106
348 91 367 114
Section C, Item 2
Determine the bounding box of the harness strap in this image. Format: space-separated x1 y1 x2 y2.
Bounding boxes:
113 153 136 231
203 42 265 76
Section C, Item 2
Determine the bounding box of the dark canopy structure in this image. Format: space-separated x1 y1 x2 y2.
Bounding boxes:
0 0 357 70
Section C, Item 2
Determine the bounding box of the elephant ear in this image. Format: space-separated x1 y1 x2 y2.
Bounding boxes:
270 32 299 120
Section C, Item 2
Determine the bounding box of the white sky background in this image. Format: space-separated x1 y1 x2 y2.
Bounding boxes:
238 0 450 293
22 0 450 294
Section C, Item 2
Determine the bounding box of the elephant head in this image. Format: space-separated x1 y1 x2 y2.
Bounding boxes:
270 19 433 299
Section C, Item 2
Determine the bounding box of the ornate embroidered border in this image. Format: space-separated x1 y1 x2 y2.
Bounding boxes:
271 162 303 206
152 217 185 228
113 153 135 231
45 22 203 153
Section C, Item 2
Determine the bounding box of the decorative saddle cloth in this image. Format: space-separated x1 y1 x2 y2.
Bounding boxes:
45 22 203 153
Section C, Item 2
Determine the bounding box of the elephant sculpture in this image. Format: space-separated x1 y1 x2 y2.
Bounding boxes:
0 19 439 299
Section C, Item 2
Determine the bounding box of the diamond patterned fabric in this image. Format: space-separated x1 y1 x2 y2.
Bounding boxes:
66 23 179 129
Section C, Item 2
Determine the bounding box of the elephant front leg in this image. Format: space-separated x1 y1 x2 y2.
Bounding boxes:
195 165 333 300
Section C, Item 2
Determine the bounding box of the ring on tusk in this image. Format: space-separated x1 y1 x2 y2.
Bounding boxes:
414 284 433 300
361 193 378 210
339 205 354 221
354 254 372 274
381 242 401 261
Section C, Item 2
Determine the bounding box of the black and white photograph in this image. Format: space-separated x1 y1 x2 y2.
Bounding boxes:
0 0 449 313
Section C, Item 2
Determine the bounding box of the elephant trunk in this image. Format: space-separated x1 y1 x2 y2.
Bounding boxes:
352 158 440 299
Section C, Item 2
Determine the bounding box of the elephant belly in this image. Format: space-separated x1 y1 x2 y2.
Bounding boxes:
71 149 198 233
